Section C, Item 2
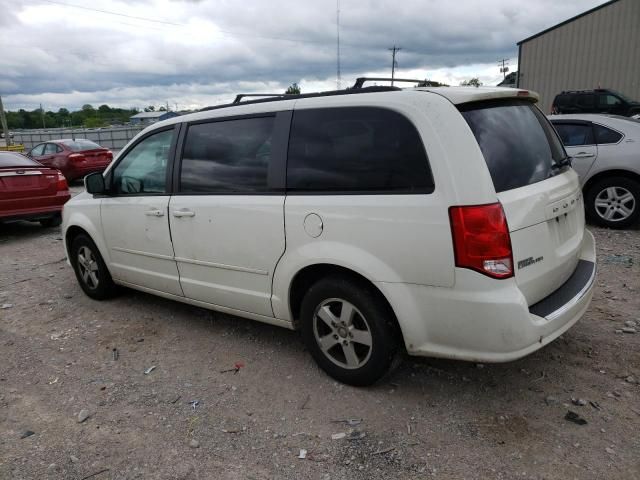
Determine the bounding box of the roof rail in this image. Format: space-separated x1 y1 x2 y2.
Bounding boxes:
199 86 400 112
233 93 292 104
352 77 425 89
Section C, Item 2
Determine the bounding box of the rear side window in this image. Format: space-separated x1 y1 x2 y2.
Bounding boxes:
576 94 596 108
180 116 275 193
287 107 433 193
594 124 623 144
460 100 566 193
555 95 570 107
44 143 58 154
553 123 594 146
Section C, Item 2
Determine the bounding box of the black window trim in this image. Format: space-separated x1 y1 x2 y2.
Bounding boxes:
99 123 181 198
172 111 292 196
592 121 624 146
284 106 435 196
550 120 597 147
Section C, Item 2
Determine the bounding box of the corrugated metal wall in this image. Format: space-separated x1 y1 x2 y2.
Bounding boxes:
519 0 640 113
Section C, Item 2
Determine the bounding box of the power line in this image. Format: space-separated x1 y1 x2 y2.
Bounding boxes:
39 0 355 48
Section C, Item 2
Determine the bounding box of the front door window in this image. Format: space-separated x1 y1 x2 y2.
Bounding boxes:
111 129 173 194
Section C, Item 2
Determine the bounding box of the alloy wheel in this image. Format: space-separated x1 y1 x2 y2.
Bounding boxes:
594 186 636 222
77 246 99 289
313 298 373 370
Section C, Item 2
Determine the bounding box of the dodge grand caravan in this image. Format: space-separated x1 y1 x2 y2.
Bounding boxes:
62 81 596 386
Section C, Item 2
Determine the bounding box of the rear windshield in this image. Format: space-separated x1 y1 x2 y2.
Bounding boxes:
60 139 102 151
0 152 40 168
460 100 566 193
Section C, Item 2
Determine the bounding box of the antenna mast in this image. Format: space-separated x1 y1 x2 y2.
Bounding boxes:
336 0 341 89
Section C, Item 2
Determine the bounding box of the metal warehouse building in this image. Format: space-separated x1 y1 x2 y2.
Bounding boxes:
517 0 640 113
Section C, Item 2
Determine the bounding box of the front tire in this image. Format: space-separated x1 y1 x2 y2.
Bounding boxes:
585 176 640 229
300 276 399 386
70 234 117 300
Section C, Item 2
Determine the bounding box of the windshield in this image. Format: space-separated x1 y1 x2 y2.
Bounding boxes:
460 100 567 193
61 139 102 151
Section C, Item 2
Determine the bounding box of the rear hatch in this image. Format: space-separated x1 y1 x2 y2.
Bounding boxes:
0 166 60 212
460 99 584 305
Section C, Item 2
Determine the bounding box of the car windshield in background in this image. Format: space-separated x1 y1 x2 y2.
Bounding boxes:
61 140 102 151
0 152 40 168
460 100 566 193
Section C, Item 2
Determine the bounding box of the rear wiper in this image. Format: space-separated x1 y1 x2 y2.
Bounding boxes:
552 156 572 170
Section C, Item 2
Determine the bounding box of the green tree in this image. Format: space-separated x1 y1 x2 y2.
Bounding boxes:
98 104 111 113
460 78 482 87
82 104 95 112
84 117 106 128
144 105 155 112
418 79 449 87
285 83 301 95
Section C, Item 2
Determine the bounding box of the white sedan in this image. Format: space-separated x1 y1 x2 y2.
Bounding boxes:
549 114 640 228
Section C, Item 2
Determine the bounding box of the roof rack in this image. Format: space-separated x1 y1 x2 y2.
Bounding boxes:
199 85 401 112
352 77 425 89
233 93 293 104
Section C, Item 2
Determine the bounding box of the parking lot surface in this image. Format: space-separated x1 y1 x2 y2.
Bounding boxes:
1 190 639 479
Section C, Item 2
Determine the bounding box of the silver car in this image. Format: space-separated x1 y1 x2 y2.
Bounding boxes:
549 114 640 228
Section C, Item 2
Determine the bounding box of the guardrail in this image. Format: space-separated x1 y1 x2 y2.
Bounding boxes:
12 126 145 150
0 144 25 152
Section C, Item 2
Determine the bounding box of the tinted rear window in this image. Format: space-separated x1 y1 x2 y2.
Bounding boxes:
594 124 623 144
460 100 566 193
0 152 40 168
61 139 102 151
287 107 433 193
180 116 275 193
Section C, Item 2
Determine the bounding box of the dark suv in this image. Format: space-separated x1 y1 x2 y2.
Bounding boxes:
551 89 640 117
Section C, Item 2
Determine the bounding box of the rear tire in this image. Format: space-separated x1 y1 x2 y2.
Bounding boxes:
70 234 118 300
40 214 62 228
300 275 399 386
585 176 640 229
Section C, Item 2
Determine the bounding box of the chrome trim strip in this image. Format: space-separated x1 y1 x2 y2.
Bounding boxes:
545 262 596 321
0 170 43 177
174 256 268 276
111 247 174 261
111 247 268 276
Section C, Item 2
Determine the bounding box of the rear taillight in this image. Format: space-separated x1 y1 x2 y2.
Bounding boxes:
106 151 113 161
56 172 68 191
449 203 513 279
69 153 86 163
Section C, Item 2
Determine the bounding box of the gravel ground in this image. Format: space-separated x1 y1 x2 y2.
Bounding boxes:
1 190 639 480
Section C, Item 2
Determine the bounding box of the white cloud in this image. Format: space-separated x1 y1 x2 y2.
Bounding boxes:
0 0 605 110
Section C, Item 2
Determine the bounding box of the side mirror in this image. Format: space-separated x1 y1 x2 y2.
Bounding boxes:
85 172 106 194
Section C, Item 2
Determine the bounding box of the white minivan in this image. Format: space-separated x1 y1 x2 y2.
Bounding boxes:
63 81 596 385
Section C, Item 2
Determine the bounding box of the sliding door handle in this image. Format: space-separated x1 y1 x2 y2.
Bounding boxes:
144 209 165 217
173 209 195 218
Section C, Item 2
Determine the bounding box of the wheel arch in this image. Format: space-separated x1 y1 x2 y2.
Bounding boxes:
583 169 640 195
287 263 403 341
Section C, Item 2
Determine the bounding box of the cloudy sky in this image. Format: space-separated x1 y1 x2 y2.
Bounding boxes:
1 0 606 111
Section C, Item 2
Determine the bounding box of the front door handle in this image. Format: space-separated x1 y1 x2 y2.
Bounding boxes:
144 209 165 217
173 209 195 218
573 152 595 158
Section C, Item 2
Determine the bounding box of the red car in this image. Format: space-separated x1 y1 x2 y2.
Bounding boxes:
0 151 70 227
28 139 113 182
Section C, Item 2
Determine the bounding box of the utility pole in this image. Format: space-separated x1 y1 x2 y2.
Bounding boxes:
498 58 509 79
0 95 12 147
40 103 46 129
336 0 341 89
166 100 170 112
389 46 401 86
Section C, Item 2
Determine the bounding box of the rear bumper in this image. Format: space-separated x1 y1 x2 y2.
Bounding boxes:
376 229 596 362
66 163 110 180
0 192 70 222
